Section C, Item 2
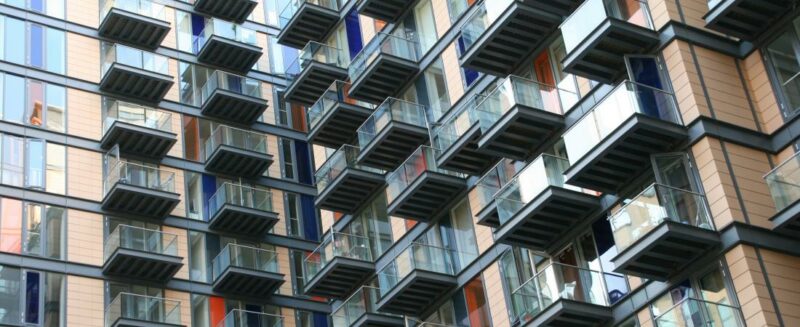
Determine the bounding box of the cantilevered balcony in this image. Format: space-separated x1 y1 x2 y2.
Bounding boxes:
99 0 170 49
303 233 375 298
332 286 404 327
348 33 419 103
765 152 800 235
200 71 268 124
103 225 183 283
653 298 744 327
194 0 257 23
277 0 340 49
212 244 284 298
386 146 467 220
609 184 719 281
105 293 183 327
563 81 686 193
219 310 284 327
196 19 262 73
433 101 498 175
476 76 573 161
561 0 659 83
204 125 273 178
705 0 794 41
103 161 180 219
356 98 429 170
356 0 413 22
316 145 385 214
459 0 561 75
285 42 349 106
494 155 600 252
308 81 376 148
100 43 173 103
472 159 524 228
208 183 279 238
101 100 176 160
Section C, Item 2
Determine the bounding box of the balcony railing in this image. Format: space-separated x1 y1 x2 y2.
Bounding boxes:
349 33 418 82
209 183 274 217
385 146 465 205
104 161 175 195
654 298 744 327
308 80 375 130
200 71 263 104
357 98 427 149
471 160 519 222
212 244 279 280
765 152 800 212
287 42 348 77
316 145 384 193
218 309 284 327
103 100 171 135
203 125 269 161
195 18 257 50
105 293 182 326
102 43 169 76
279 0 339 29
100 0 165 21
332 286 400 327
561 0 654 55
104 225 178 262
304 232 372 280
378 243 457 296
460 0 515 53
477 76 575 132
433 105 483 154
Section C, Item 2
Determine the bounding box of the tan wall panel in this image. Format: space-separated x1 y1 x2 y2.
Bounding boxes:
266 134 282 178
67 209 104 266
162 7 177 50
360 16 377 45
277 246 293 295
677 0 712 30
663 41 710 124
164 289 191 326
694 47 757 130
67 88 102 141
390 217 407 242
647 0 675 30
773 145 796 167
167 112 184 158
66 0 98 28
441 44 465 105
282 308 297 327
724 143 776 229
160 166 186 218
67 147 103 202
742 50 784 134
638 307 655 327
691 138 745 229
483 263 510 327
66 276 104 327
164 59 180 103
257 33 270 73
576 77 593 98
272 189 288 236
250 1 266 25
262 83 277 125
163 226 189 280
760 249 800 326
67 33 101 83
432 0 450 39
724 245 781 327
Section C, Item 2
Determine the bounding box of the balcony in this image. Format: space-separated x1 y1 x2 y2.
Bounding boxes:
316 145 386 214
563 82 686 193
348 33 419 103
100 44 173 103
99 0 170 49
101 100 176 160
609 184 720 281
103 225 183 283
705 0 794 41
203 125 273 178
285 42 349 106
208 183 279 238
433 101 498 175
494 155 600 252
653 298 744 327
308 81 375 148
332 286 404 327
218 310 284 327
103 161 180 219
765 152 800 235
561 0 659 83
459 0 561 75
356 0 413 22
472 159 523 227
200 71 268 124
196 19 261 73
194 0 257 23
476 76 573 161
277 0 340 49
386 146 467 220
105 293 183 327
356 98 429 170
212 244 284 298
303 233 375 298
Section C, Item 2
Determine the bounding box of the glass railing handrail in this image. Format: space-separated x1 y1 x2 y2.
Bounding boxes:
287 42 348 77
279 0 339 28
562 0 654 54
610 183 707 218
197 18 258 47
653 297 744 327
212 244 279 279
100 0 166 21
348 32 418 81
208 183 274 216
200 70 263 103
764 151 800 211
203 125 269 160
433 105 481 153
219 309 284 327
304 232 373 265
356 98 428 149
103 100 172 134
102 43 169 76
105 292 182 325
460 0 514 53
315 145 385 192
475 76 575 131
308 80 376 130
103 224 179 261
495 154 569 200
385 146 466 204
104 161 176 194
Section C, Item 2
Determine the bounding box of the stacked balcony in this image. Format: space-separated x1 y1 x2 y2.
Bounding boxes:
105 293 184 327
332 286 404 327
705 0 795 41
99 0 170 49
494 155 600 252
100 43 173 103
103 225 183 283
208 183 279 238
303 233 375 298
609 184 720 281
316 145 386 214
200 71 268 125
308 81 375 148
653 298 745 327
196 19 262 73
472 159 524 227
103 161 180 219
356 98 429 170
212 244 284 298
194 0 257 23
563 81 686 193
101 100 176 160
433 101 498 176
561 0 659 83
277 0 340 49
765 152 800 235
204 125 273 178
285 42 349 106
386 146 467 220
348 33 419 103
357 0 414 22
219 310 284 327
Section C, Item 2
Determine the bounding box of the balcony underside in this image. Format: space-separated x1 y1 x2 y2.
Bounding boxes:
522 0 584 17
308 102 373 149
100 64 173 104
564 115 687 194
351 313 405 327
109 318 184 327
206 145 274 178
437 124 497 175
102 183 180 219
349 55 419 104
103 248 183 283
357 122 430 170
476 200 501 228
704 0 794 41
303 257 375 299
495 187 600 252
285 62 349 106
524 299 612 327
316 168 386 214
377 270 457 315
770 200 800 236
357 0 413 22
200 89 268 125
197 36 262 73
277 3 339 49
194 0 257 23
101 121 177 160
612 222 720 281
99 9 170 49
563 20 659 84
387 172 467 221
478 105 565 161
213 267 285 298
209 204 279 239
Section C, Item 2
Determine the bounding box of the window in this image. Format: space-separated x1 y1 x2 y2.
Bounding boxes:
0 17 65 74
766 17 800 117
462 277 490 327
274 88 290 128
285 192 302 238
0 197 23 253
191 294 210 327
264 0 291 27
23 202 64 259
189 231 209 282
0 135 66 194
0 0 64 18
279 138 297 180
649 263 738 323
448 200 478 267
0 265 21 325
419 59 451 121
0 266 63 327
0 74 66 132
408 0 437 55
178 62 212 107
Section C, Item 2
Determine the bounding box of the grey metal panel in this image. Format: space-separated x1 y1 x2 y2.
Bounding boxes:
477 104 565 161
307 102 374 149
315 168 386 214
208 204 280 239
356 122 430 170
285 61 349 106
375 269 457 315
348 54 420 104
99 8 171 49
524 299 612 327
101 183 181 219
704 0 794 41
103 248 183 283
435 123 498 175
303 257 375 299
356 0 414 22
100 120 177 160
100 63 174 104
193 0 258 23
205 145 274 178
197 35 263 73
386 172 467 221
351 313 405 327
276 2 340 49
110 318 185 327
212 266 286 298
200 88 269 125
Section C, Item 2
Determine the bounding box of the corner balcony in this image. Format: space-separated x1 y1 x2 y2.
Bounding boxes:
219 310 284 327
356 98 429 170
100 44 173 103
356 0 413 22
200 71 268 124
316 145 386 214
472 159 523 228
563 81 686 193
105 293 183 327
212 244 284 298
194 0 257 23
103 225 183 283
101 100 176 160
494 155 600 252
103 161 180 219
433 101 498 176
285 42 349 106
208 183 279 238
765 152 800 235
196 19 261 73
705 0 794 41
386 146 467 220
308 81 375 148
332 286 404 327
654 298 745 327
561 0 659 83
348 33 419 103
203 125 273 178
303 233 375 298
277 0 340 49
476 76 573 161
99 0 170 49
609 184 720 281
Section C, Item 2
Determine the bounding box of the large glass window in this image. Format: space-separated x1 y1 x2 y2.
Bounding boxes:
0 267 63 327
766 17 800 117
279 138 297 180
0 265 21 325
1 74 66 131
23 202 64 259
0 135 65 194
0 0 64 18
189 231 209 282
1 18 66 74
0 197 23 254
419 58 451 121
285 192 302 238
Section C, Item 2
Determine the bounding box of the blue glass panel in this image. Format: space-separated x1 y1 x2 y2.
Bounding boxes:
25 271 40 324
312 312 328 327
282 45 299 75
300 195 318 242
29 24 44 69
191 14 206 53
452 288 469 327
344 9 363 59
30 0 44 13
4 17 26 65
202 174 216 221
293 141 312 185
3 74 25 123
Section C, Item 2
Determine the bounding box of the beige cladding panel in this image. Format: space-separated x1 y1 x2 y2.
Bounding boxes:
66 147 104 202
164 58 180 103
483 263 510 327
742 49 784 134
662 40 710 124
724 245 781 327
272 189 288 236
162 226 189 280
266 135 282 177
66 209 104 266
282 308 297 327
164 289 192 326
162 7 178 50
66 275 105 327
66 88 102 141
66 0 98 28
759 249 800 326
277 246 293 295
257 32 270 73
691 137 745 229
360 15 377 45
431 0 450 39
167 112 184 158
723 143 777 229
262 83 277 125
441 43 465 104
390 217 408 242
67 33 101 83
693 46 757 130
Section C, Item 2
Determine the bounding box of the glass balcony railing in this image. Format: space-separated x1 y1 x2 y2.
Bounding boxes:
563 81 680 166
562 0 655 55
654 298 744 327
349 33 418 82
103 100 171 135
104 293 182 326
279 0 339 29
195 18 257 51
460 0 514 53
304 232 372 281
332 286 400 327
404 319 455 327
308 81 376 131
609 184 714 252
477 76 576 133
103 225 178 262
200 71 263 104
765 152 800 212
218 309 284 327
433 105 482 154
471 160 520 216
208 183 274 217
316 145 384 193
203 125 269 160
212 244 279 281
104 161 175 195
100 0 166 21
357 98 427 149
377 243 464 297
287 42 348 79
385 146 466 204
102 43 169 76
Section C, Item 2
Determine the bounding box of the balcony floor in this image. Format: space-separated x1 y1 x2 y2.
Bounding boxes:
213 267 285 298
99 8 170 49
201 89 269 125
103 248 183 283
197 36 262 73
205 145 274 178
477 105 565 161
770 199 800 236
357 122 430 170
351 313 405 327
316 168 385 214
109 318 184 327
437 124 498 176
285 62 349 106
277 3 339 49
100 63 173 104
357 0 413 22
522 0 584 16
308 102 373 149
102 183 180 219
523 299 612 327
303 257 375 299
387 172 467 221
194 0 257 23
376 270 457 316
209 204 279 239
349 54 419 104
101 121 177 160
704 0 795 41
